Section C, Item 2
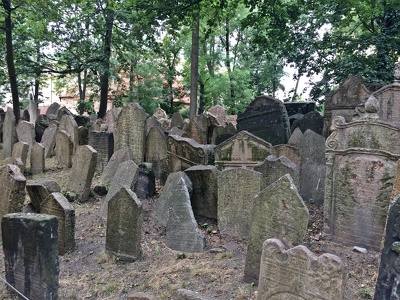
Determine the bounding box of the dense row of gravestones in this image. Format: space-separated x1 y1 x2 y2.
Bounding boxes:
1 65 400 299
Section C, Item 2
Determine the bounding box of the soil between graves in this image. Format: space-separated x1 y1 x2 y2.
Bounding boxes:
0 153 379 300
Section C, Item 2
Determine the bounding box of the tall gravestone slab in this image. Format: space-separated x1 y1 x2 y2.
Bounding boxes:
16 120 35 155
243 174 309 284
26 99 39 124
218 168 262 238
26 180 61 211
55 130 74 168
2 213 59 300
291 110 324 135
106 187 142 261
98 147 133 187
258 238 345 300
12 141 29 171
59 114 79 154
145 126 168 185
324 103 400 250
114 103 147 165
214 131 272 170
237 95 290 145
78 126 89 145
103 107 120 133
134 163 155 199
167 135 214 173
46 102 60 119
372 80 400 123
3 108 17 158
299 129 326 204
89 131 114 174
170 111 184 128
30 142 45 175
41 124 57 158
185 165 219 220
41 192 75 255
287 127 303 147
185 119 208 145
65 145 98 203
0 108 5 144
207 105 227 123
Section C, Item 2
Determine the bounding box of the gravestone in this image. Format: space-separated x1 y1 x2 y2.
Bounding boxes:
12 141 29 171
167 126 188 137
243 174 309 284
298 129 326 204
59 114 79 154
35 115 49 143
254 155 299 189
185 119 207 145
324 104 400 250
207 105 227 123
134 163 155 199
209 122 237 145
106 187 142 261
214 131 272 170
284 102 316 116
41 124 57 158
154 106 168 120
40 192 75 255
258 238 345 300
65 145 98 203
30 141 45 175
26 180 61 211
26 99 39 124
78 126 89 145
170 111 184 128
291 110 324 135
167 135 214 173
16 120 35 155
218 168 262 238
100 160 139 218
103 108 120 133
114 103 147 165
185 165 219 220
287 127 303 147
271 144 301 167
237 95 291 145
98 147 133 187
89 131 114 174
55 130 74 168
2 213 59 300
3 108 17 158
145 126 168 185
46 102 60 119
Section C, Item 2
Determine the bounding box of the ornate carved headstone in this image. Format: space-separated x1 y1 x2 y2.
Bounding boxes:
145 126 168 185
89 131 114 174
3 108 17 158
55 130 74 168
258 238 345 299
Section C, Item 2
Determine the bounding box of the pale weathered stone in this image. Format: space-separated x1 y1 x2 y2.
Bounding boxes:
41 124 57 158
98 147 133 187
55 130 73 168
59 114 79 154
145 126 168 185
3 109 17 158
26 180 61 211
30 142 45 175
16 120 35 155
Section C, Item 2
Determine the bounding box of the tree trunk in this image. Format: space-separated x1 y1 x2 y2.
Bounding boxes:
3 0 20 123
98 6 114 119
189 11 200 119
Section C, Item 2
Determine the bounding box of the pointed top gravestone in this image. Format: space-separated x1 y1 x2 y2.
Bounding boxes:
3 108 17 158
145 126 168 185
98 147 133 187
41 124 57 158
59 114 79 154
287 127 303 147
26 99 39 124
170 111 184 128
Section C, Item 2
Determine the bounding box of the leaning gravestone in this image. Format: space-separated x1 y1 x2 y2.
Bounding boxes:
185 119 208 145
170 111 184 128
59 114 79 154
114 103 147 165
16 120 35 155
207 105 227 123
103 107 120 133
46 102 60 119
98 147 133 187
55 130 74 168
3 108 17 158
288 127 304 147
89 131 114 174
271 144 301 167
243 174 309 284
26 180 61 211
26 99 39 124
41 192 75 255
324 98 400 250
41 124 57 158
12 141 29 171
218 168 262 238
2 213 59 300
145 126 168 185
65 145 98 203
258 238 345 300
30 142 45 175
106 187 142 261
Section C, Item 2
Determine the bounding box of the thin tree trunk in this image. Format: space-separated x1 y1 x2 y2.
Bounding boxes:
189 11 200 119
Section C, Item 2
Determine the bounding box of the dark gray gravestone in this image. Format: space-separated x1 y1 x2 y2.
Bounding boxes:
3 108 17 158
35 115 49 143
134 163 155 199
0 108 5 144
41 192 75 255
41 124 57 158
55 130 73 168
26 180 61 212
106 187 142 261
78 126 89 145
89 131 114 174
374 195 400 299
46 102 60 118
2 213 59 300
30 141 45 175
291 110 324 135
184 165 218 220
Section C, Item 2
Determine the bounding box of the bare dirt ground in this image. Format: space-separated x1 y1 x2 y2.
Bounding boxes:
0 150 379 300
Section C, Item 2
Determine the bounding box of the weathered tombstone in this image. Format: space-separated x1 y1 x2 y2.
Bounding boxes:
98 147 133 187
271 144 301 167
55 130 73 168
103 108 120 133
298 129 326 204
35 115 49 143
134 163 155 199
291 110 324 135
145 126 168 185
214 131 272 170
40 192 75 255
237 95 291 145
106 187 142 261
185 119 207 145
89 131 114 174
65 145 98 203
3 108 17 158
287 127 303 147
2 213 59 300
30 141 45 175
12 141 29 171
26 180 61 211
185 165 219 220
41 123 57 158
218 168 262 238
167 135 214 173
170 111 184 128
114 103 148 165
254 155 299 189
258 238 345 299
154 106 168 120
324 104 400 250
243 174 309 284
207 105 227 123
146 115 163 134
78 126 89 145
46 102 60 119
59 114 79 154
100 160 139 218
167 126 187 137
284 101 316 116
16 120 35 155
26 99 39 124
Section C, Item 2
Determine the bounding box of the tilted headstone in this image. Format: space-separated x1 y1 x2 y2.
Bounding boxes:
153 106 168 120
324 103 400 250
46 102 60 119
55 130 74 168
106 187 142 261
65 145 98 203
41 123 57 158
214 130 272 170
98 147 133 187
16 120 35 155
145 126 168 185
218 168 262 238
258 238 345 299
40 192 75 255
170 111 184 128
30 141 45 175
12 141 29 172
89 131 114 174
114 103 148 165
185 165 219 220
243 174 309 284
103 107 120 133
167 135 214 173
26 99 39 124
298 129 326 204
287 127 303 147
100 160 139 218
26 180 61 211
185 119 207 145
146 115 164 134
3 108 17 158
237 95 291 145
207 105 227 123
271 144 301 167
2 213 59 300
0 108 5 144
291 110 324 135
168 126 188 137
59 114 79 154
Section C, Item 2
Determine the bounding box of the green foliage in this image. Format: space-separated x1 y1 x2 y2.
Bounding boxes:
359 288 372 299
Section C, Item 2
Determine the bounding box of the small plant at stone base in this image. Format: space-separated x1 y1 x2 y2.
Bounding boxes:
359 288 372 299
176 252 187 259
